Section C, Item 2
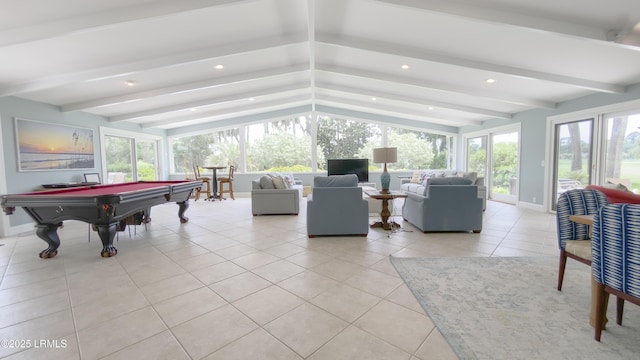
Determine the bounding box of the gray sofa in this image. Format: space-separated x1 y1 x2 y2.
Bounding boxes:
251 175 303 215
307 174 369 237
400 170 486 210
402 177 483 233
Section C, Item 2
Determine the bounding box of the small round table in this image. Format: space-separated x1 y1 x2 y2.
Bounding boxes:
202 166 226 200
365 191 408 230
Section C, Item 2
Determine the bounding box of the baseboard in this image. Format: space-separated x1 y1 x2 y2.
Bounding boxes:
5 223 36 237
517 201 546 212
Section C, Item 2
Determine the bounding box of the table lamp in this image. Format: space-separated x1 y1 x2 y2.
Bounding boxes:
373 147 397 194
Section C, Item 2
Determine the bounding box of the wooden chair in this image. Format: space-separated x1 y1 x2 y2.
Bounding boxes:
218 165 235 200
193 165 212 201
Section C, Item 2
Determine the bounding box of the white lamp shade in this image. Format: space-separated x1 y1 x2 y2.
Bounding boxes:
373 147 397 163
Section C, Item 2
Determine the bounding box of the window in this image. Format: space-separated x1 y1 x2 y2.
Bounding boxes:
316 116 380 171
210 128 240 169
387 127 451 170
171 129 239 175
245 117 312 172
168 115 459 175
172 133 213 175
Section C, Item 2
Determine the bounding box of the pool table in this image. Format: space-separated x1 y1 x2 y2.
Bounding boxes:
1 180 202 259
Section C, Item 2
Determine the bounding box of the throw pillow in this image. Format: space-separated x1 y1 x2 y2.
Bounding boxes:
410 171 421 184
281 172 296 187
419 172 430 185
259 175 275 189
465 172 478 184
456 172 477 184
604 181 630 192
271 176 287 189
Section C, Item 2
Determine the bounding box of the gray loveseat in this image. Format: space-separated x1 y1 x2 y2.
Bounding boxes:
402 177 483 233
251 175 303 215
307 174 369 237
400 170 486 210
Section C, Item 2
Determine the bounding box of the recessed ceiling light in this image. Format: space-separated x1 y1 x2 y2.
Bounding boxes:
189 108 198 112
486 78 496 83
214 64 224 70
371 97 377 101
249 98 255 101
401 64 409 70
428 106 434 110
125 80 136 86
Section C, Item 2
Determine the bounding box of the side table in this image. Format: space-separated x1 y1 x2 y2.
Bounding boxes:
365 191 408 230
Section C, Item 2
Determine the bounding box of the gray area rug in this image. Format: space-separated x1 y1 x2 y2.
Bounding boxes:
390 256 640 360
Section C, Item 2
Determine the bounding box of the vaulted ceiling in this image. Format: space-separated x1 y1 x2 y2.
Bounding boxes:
1 0 640 130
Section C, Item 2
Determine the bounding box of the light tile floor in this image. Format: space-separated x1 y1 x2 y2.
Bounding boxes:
0 197 558 359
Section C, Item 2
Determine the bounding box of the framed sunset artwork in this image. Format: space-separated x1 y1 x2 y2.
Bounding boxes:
14 118 95 171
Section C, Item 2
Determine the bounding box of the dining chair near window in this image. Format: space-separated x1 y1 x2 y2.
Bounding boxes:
218 165 235 200
592 203 640 341
556 188 608 291
193 165 211 201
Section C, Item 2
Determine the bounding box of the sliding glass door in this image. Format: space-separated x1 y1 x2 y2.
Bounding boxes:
104 135 134 182
466 136 487 182
136 140 158 181
489 131 519 204
464 128 518 204
551 119 594 210
550 111 640 211
603 110 640 192
103 131 160 183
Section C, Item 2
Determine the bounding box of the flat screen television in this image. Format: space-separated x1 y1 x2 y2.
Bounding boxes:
327 158 369 183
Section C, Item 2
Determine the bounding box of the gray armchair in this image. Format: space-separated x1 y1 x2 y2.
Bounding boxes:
251 175 302 215
402 177 483 232
307 174 369 237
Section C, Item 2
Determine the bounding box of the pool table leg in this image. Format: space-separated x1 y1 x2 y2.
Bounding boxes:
95 223 118 257
177 201 189 223
35 223 62 259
